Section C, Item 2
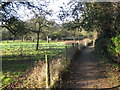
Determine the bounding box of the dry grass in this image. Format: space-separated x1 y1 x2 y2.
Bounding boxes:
12 47 79 88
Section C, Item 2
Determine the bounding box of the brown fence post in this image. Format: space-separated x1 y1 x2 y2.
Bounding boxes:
45 52 50 88
72 43 74 50
76 43 78 49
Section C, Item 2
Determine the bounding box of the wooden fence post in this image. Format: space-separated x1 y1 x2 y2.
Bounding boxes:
84 41 87 46
76 43 78 48
72 43 74 50
45 53 50 88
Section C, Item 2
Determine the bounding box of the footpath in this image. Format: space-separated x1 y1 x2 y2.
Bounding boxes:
62 46 120 89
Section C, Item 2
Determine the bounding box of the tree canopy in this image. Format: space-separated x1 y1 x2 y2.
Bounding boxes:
1 1 51 36
59 1 120 62
1 1 120 61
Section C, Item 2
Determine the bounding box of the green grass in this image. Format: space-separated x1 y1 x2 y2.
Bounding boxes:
0 40 62 45
1 40 71 88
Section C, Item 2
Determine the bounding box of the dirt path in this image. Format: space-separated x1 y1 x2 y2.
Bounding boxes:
63 46 120 88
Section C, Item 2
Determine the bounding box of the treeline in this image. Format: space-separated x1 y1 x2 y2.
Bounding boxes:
1 20 88 42
1 1 119 62
59 2 120 63
85 2 120 63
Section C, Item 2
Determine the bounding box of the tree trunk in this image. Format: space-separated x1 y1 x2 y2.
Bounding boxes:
13 37 15 42
36 33 40 50
12 35 16 42
32 37 34 42
7 39 9 43
22 36 24 42
74 30 76 41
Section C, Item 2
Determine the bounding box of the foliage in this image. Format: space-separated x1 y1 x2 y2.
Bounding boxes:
1 28 14 40
90 2 120 63
1 17 28 38
107 34 120 62
59 2 120 63
1 1 52 50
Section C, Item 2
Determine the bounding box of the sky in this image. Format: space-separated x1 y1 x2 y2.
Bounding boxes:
2 0 120 25
5 0 70 23
46 0 70 23
20 0 71 24
1 0 71 24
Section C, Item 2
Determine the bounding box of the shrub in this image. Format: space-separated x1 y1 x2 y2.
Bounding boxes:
95 35 110 57
107 34 120 63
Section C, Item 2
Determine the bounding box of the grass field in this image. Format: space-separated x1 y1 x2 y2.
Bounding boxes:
0 40 71 88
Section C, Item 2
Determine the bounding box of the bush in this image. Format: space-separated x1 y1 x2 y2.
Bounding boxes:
95 35 110 57
95 33 120 63
107 34 120 63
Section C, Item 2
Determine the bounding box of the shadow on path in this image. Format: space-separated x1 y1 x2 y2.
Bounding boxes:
62 46 119 88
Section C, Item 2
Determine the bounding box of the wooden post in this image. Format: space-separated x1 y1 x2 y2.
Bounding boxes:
79 43 81 50
72 43 74 50
45 53 50 88
84 41 87 46
76 43 78 48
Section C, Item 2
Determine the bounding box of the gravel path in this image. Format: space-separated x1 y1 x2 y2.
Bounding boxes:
63 46 120 89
